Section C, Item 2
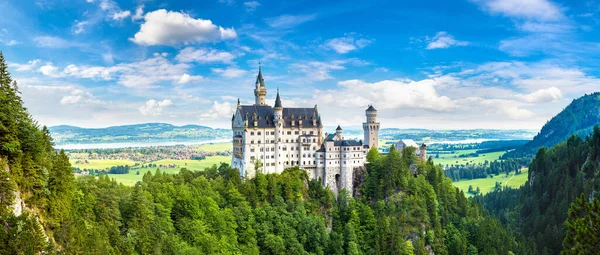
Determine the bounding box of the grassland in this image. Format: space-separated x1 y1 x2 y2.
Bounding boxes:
194 142 231 153
74 156 230 186
452 168 529 197
431 149 505 166
70 159 138 170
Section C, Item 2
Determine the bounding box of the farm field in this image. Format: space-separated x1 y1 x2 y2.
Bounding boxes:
452 168 529 197
194 142 231 153
432 149 505 166
76 156 230 186
70 159 137 170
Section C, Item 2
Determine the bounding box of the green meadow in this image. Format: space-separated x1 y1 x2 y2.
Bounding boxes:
194 142 232 153
72 156 230 186
452 168 529 197
432 149 505 166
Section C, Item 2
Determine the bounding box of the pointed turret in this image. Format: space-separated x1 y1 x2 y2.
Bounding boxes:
255 65 265 87
254 65 267 105
274 88 282 108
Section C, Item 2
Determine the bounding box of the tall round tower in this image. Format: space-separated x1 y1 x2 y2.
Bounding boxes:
254 66 267 106
273 89 283 173
363 105 380 149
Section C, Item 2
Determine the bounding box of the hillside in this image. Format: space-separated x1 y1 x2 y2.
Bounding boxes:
505 92 600 158
49 123 231 145
477 128 600 254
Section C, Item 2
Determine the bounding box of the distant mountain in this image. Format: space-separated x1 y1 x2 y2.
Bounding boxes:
49 123 232 145
505 92 600 158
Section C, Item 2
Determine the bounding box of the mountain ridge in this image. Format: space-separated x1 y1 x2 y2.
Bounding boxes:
505 92 600 158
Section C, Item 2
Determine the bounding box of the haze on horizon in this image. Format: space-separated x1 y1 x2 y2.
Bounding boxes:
1 0 600 130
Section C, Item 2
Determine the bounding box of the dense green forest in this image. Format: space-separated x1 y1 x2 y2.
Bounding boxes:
505 92 600 158
477 128 600 254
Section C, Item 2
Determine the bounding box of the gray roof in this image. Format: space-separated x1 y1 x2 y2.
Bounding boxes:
325 133 336 141
334 140 362 147
366 105 377 112
255 66 265 87
239 105 322 128
336 125 342 131
274 89 282 108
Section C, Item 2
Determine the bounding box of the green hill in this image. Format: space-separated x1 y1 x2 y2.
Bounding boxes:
49 123 231 145
505 92 600 158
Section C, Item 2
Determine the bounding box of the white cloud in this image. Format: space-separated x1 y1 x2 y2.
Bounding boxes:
39 63 62 77
139 99 173 116
72 20 90 34
60 89 105 105
315 78 456 111
426 32 469 49
200 101 233 120
112 10 131 20
211 67 247 78
244 1 260 12
516 86 563 103
131 9 237 46
33 36 82 48
470 0 563 21
56 54 193 88
325 34 372 54
290 60 347 81
177 73 204 85
175 47 236 63
264 14 316 28
132 5 144 21
9 59 41 71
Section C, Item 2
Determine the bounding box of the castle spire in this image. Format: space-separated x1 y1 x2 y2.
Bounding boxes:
255 64 265 87
274 88 282 108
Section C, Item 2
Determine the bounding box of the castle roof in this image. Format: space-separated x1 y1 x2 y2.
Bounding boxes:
274 89 282 108
334 140 362 147
238 105 321 128
336 125 342 131
255 66 265 87
366 105 377 112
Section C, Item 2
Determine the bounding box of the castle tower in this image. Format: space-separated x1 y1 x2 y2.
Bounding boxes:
254 66 267 106
273 89 283 173
363 105 380 149
419 144 427 161
335 125 343 139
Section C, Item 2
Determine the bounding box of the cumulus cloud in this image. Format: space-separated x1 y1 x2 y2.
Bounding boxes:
175 47 236 63
39 63 62 77
470 0 563 21
139 99 174 116
177 73 204 85
516 86 563 103
315 78 456 111
211 67 247 78
72 20 90 34
325 34 372 54
426 32 469 49
131 9 237 46
264 14 316 28
200 101 234 120
60 89 105 105
244 1 260 12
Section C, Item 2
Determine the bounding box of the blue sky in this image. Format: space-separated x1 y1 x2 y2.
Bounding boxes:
1 0 600 130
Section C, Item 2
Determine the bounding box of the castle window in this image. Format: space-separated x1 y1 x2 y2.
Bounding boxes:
250 148 255 152
258 131 261 135
250 156 255 160
287 131 291 135
295 131 299 135
258 140 261 144
251 131 254 135
251 140 254 144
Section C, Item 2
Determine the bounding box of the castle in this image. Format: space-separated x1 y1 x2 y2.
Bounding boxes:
231 67 380 194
